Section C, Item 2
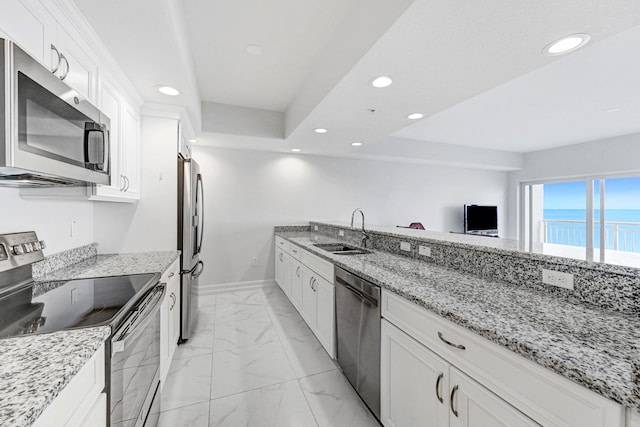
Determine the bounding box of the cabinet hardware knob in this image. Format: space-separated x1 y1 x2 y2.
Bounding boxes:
450 384 459 417
168 272 175 277
435 372 444 403
296 266 301 277
279 253 283 262
59 53 70 80
438 332 466 350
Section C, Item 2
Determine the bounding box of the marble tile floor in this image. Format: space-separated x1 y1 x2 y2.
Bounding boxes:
158 286 381 427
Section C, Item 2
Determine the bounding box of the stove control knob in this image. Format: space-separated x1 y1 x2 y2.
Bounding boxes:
32 241 41 251
11 245 24 255
23 243 33 253
39 240 47 250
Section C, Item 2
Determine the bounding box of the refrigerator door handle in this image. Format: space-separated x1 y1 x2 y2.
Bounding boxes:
191 260 204 279
195 173 204 255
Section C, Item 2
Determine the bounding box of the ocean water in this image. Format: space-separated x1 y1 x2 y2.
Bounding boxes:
543 209 640 251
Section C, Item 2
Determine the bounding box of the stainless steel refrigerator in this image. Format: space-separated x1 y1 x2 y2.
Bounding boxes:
178 156 204 341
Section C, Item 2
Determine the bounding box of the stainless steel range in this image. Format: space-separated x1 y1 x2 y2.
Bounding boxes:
0 231 164 426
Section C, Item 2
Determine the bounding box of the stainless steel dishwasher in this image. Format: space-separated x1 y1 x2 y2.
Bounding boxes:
335 266 381 420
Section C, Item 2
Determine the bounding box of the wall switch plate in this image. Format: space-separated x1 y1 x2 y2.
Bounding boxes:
251 257 258 266
400 241 411 251
339 230 344 237
419 245 431 257
314 225 318 231
542 269 574 290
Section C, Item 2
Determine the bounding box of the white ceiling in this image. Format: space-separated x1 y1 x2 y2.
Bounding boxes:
72 0 640 165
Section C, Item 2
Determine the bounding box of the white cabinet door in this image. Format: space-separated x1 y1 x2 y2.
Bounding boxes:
381 320 449 427
160 259 180 387
53 26 97 102
300 266 317 327
120 104 141 198
290 259 303 311
168 272 181 356
314 274 335 358
0 0 55 66
449 367 539 427
275 247 285 290
94 77 124 196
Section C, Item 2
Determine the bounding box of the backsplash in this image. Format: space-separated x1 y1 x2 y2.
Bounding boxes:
32 243 97 279
309 222 640 314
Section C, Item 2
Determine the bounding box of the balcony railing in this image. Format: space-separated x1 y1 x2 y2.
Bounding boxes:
541 219 640 252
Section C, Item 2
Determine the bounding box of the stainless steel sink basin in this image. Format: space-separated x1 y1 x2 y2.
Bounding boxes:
313 243 371 255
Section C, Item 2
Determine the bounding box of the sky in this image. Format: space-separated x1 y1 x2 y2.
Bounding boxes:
544 177 640 210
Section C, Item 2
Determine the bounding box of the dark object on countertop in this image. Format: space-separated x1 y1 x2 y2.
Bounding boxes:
396 222 425 230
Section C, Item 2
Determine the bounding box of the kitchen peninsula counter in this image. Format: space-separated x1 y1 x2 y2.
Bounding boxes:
275 228 640 410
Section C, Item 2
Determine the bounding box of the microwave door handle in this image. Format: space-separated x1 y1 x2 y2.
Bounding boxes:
111 285 165 356
196 173 204 255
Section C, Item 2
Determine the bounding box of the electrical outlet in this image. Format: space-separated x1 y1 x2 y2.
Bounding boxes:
251 257 258 266
339 230 344 237
419 245 431 257
542 269 574 290
400 241 411 251
71 288 78 304
314 225 318 231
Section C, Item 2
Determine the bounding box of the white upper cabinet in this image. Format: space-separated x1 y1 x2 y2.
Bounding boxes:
1 0 143 202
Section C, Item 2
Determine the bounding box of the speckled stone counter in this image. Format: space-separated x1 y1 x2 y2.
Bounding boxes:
34 251 180 281
276 230 640 410
1 249 180 427
0 327 111 427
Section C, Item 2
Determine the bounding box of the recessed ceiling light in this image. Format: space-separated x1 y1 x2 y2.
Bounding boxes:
542 33 591 56
407 113 424 120
246 45 263 55
314 128 328 134
291 148 301 152
605 107 620 113
370 76 393 88
157 85 180 96
189 139 197 143
351 142 363 147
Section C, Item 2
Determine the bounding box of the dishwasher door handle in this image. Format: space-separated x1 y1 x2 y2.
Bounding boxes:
339 280 378 307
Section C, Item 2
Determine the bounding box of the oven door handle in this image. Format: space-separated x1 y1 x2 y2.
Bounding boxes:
111 284 165 356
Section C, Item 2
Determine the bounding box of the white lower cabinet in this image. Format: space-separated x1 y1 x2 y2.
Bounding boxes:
274 238 335 358
381 320 450 427
381 290 625 427
290 259 303 310
160 258 181 387
33 344 106 427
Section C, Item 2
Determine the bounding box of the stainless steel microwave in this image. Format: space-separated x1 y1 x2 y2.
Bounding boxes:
0 38 110 187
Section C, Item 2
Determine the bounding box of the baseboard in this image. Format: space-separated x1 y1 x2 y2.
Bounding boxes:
197 279 276 295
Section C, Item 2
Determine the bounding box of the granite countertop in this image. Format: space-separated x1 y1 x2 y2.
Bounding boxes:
0 250 180 427
0 327 111 427
35 251 180 281
276 230 640 410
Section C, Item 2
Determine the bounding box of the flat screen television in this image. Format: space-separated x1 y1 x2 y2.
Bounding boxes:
464 205 498 234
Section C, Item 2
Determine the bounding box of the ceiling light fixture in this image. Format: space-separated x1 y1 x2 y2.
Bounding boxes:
246 45 263 55
407 113 424 120
156 85 180 96
370 76 393 88
605 107 620 113
542 33 591 56
314 128 328 134
291 148 301 152
351 142 363 147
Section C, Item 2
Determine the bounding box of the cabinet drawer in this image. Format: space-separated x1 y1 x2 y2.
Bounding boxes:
381 291 624 427
289 243 302 261
301 249 334 282
275 236 289 253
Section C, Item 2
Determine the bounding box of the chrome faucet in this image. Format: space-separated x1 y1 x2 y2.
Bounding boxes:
350 208 369 248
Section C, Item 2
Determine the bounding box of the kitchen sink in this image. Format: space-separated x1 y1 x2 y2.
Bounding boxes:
313 243 371 255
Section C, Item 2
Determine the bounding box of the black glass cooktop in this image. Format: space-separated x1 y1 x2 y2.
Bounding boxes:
0 273 157 339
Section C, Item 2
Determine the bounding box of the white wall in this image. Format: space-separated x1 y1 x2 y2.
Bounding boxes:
194 145 508 287
506 132 640 239
0 188 94 255
93 116 178 253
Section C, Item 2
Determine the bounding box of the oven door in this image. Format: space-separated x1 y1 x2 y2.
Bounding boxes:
110 284 164 427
